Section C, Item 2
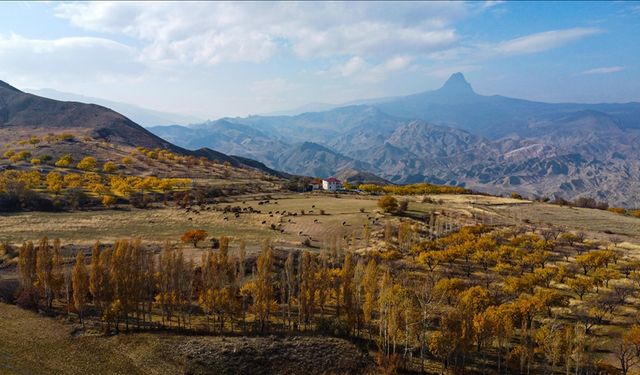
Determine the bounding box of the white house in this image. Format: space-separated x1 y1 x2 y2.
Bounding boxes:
322 177 342 191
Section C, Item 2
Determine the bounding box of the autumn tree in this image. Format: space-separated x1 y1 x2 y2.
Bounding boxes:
55 154 73 168
102 161 118 173
46 171 63 194
254 240 274 332
72 251 89 326
181 229 208 247
18 241 37 290
101 195 117 208
378 196 398 213
36 237 54 309
77 156 97 171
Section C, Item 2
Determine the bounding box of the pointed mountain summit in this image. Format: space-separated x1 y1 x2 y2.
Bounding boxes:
436 72 475 96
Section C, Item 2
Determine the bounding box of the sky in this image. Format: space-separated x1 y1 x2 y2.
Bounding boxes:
0 1 638 119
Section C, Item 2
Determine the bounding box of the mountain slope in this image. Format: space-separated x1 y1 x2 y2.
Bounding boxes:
28 88 203 127
0 81 179 151
0 80 284 177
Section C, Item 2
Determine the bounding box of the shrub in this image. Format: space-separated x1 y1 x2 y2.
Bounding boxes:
398 199 409 212
101 195 117 208
55 154 73 168
608 207 627 215
102 161 118 173
377 196 398 213
77 156 97 171
9 151 31 163
181 229 208 247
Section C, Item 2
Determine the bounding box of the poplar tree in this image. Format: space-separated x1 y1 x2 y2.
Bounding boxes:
363 258 378 340
254 240 274 332
51 239 63 301
36 237 54 308
72 251 89 326
342 251 356 333
284 251 296 330
18 241 37 290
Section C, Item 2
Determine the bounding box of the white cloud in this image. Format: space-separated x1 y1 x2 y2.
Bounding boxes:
54 2 467 65
581 66 625 75
382 56 412 72
493 27 602 56
339 57 366 77
0 33 143 87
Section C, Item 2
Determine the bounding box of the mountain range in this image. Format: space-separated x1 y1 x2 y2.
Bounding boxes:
150 73 640 207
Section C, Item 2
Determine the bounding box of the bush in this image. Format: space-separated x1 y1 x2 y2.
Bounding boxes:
181 229 208 247
101 195 117 208
102 161 118 173
608 207 627 215
55 154 73 168
377 196 398 213
77 156 97 171
398 199 409 212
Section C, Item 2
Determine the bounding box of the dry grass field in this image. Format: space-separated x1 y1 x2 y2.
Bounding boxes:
3 192 640 374
0 302 185 375
0 303 371 375
1 193 638 249
0 193 379 248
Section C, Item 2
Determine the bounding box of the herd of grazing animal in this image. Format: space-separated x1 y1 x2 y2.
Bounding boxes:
180 197 384 248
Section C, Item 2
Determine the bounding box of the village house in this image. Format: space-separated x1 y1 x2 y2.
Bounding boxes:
308 178 322 191
322 177 342 191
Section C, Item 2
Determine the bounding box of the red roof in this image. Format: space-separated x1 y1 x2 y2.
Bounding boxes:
324 177 341 183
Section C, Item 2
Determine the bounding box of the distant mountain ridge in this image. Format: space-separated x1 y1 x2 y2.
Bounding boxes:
149 73 640 207
27 88 203 127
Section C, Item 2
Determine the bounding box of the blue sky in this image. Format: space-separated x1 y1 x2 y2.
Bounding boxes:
0 1 638 119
